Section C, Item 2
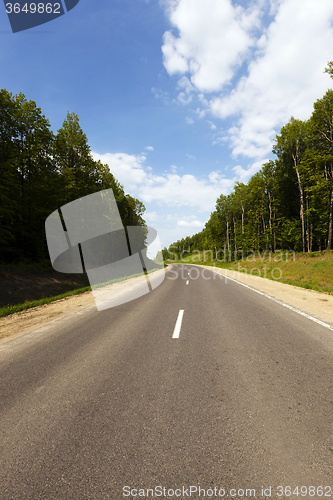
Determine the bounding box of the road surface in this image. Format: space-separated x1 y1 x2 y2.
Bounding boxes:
1 264 333 499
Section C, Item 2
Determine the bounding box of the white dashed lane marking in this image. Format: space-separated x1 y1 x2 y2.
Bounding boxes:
172 310 184 339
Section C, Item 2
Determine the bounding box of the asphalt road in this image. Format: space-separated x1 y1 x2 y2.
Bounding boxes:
1 264 333 499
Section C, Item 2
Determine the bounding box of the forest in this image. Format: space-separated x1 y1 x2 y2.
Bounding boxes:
0 89 146 264
166 66 333 261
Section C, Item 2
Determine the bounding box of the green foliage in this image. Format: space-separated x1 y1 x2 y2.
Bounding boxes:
0 89 17 252
168 67 333 258
0 89 147 264
324 61 333 79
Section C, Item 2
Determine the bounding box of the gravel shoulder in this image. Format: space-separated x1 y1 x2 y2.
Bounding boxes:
1 264 332 344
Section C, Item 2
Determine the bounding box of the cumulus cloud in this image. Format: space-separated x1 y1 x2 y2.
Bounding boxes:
210 0 333 158
177 76 195 93
145 146 154 151
162 0 262 92
145 211 159 222
177 76 196 104
140 172 234 211
161 0 333 162
232 160 270 183
92 152 147 192
208 171 226 184
177 219 204 228
92 151 235 212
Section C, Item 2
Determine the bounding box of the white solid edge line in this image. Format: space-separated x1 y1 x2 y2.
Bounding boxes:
172 310 184 339
209 267 333 332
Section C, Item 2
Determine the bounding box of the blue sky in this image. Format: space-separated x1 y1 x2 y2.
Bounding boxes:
1 0 333 248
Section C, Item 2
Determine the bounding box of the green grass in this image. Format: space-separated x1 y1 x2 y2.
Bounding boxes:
0 286 91 318
166 250 333 295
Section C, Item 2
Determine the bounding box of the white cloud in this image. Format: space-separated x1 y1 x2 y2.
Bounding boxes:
177 76 196 104
176 215 205 229
195 107 206 119
151 87 170 104
178 92 193 105
145 211 159 222
92 152 147 192
185 117 194 124
161 0 333 164
145 146 154 151
207 121 217 130
208 171 226 184
185 154 196 160
177 76 195 93
232 159 269 183
92 151 235 212
90 151 248 247
177 218 204 228
162 0 262 92
162 30 189 75
210 0 333 158
140 172 234 211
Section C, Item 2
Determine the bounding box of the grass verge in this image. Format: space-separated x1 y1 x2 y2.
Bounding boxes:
0 267 164 318
166 250 333 295
0 286 91 318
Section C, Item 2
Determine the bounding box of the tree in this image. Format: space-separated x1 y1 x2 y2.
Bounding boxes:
11 92 56 260
55 112 98 204
216 193 232 260
324 61 333 80
0 89 17 257
309 90 333 249
273 118 309 252
0 91 148 263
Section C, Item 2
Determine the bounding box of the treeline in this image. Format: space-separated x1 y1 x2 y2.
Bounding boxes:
0 89 146 263
166 68 333 260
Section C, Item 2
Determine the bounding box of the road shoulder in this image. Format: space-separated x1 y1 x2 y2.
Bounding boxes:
0 268 168 344
192 264 333 327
